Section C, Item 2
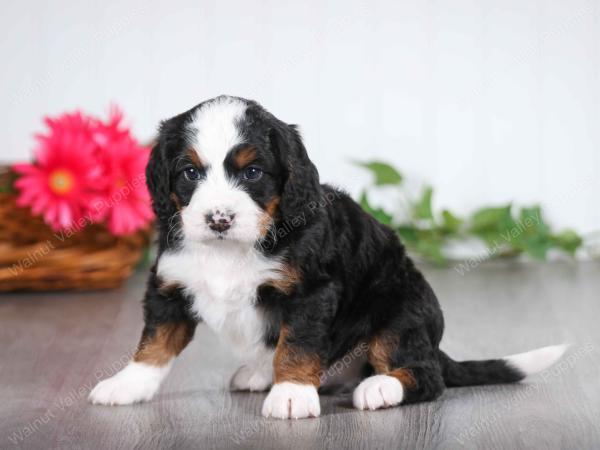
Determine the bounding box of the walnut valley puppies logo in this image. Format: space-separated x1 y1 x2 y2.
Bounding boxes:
91 172 147 219
319 342 369 384
7 173 146 277
264 190 343 247
7 350 134 445
7 240 56 276
454 210 543 276
452 343 594 445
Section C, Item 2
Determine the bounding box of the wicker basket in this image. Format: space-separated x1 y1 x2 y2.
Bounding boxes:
0 167 152 291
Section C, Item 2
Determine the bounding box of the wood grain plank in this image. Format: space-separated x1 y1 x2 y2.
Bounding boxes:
1 263 599 449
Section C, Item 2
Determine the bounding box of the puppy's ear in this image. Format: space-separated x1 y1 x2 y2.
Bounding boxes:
146 138 174 225
271 123 321 223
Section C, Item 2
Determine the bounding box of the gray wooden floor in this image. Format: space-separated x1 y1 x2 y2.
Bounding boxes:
1 262 599 450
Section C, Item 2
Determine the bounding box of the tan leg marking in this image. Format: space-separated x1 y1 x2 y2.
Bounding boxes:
273 325 321 386
368 333 416 389
134 322 194 366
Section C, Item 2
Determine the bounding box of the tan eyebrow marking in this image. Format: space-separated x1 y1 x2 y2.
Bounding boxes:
186 148 204 168
233 146 257 169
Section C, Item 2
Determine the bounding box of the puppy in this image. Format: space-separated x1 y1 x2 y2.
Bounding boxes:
89 95 566 419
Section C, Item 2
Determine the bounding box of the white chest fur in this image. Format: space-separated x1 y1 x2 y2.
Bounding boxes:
157 242 283 361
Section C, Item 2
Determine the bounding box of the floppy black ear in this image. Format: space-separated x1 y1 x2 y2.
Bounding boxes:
146 139 174 225
271 123 321 223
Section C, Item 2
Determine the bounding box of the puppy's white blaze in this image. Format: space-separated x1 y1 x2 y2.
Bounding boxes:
504 344 568 377
188 96 247 164
182 97 262 244
88 361 172 405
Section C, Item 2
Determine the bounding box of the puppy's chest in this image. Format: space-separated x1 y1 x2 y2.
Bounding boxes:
157 246 282 357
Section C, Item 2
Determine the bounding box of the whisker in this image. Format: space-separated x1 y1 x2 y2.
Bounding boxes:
166 211 183 244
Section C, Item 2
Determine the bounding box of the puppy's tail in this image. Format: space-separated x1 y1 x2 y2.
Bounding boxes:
438 345 568 387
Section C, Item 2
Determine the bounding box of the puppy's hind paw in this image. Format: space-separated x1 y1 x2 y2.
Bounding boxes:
229 365 272 392
353 375 404 411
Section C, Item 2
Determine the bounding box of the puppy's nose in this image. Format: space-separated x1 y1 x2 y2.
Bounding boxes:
205 210 235 232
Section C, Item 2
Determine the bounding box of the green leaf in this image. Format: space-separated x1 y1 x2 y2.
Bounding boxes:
552 230 583 255
413 234 446 265
397 225 419 243
470 205 513 233
441 209 463 234
520 235 553 260
355 162 585 264
359 191 393 225
519 205 550 235
398 227 447 265
355 161 403 186
135 245 153 269
413 186 434 221
476 231 505 248
504 206 552 258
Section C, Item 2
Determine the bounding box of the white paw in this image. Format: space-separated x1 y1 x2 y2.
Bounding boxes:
353 375 404 410
230 365 272 392
89 361 171 406
261 382 320 419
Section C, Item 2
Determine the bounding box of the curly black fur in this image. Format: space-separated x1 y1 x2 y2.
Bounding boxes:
142 96 524 406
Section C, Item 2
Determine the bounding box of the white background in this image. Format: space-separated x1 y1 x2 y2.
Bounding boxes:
1 0 599 232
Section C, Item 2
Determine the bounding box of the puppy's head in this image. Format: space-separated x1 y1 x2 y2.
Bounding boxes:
147 96 320 248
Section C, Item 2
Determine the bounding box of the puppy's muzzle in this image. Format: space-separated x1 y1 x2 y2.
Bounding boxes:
205 210 235 233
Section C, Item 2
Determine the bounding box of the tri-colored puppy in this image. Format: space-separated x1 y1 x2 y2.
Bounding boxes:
89 96 566 419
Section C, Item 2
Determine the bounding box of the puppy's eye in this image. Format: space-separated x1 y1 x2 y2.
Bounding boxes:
184 167 200 181
242 166 263 181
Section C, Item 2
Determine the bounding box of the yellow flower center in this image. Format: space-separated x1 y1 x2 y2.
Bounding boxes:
116 178 126 188
49 170 74 195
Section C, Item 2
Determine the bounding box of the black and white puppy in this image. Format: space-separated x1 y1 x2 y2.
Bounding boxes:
89 96 566 419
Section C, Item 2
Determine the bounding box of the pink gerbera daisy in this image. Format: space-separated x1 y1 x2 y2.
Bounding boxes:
13 108 153 235
13 112 105 231
93 108 153 235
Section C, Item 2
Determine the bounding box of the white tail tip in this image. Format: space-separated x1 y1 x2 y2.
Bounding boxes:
504 344 569 377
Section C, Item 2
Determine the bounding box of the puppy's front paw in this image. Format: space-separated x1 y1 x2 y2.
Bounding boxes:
353 374 404 410
230 365 272 392
261 382 320 419
89 362 171 406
